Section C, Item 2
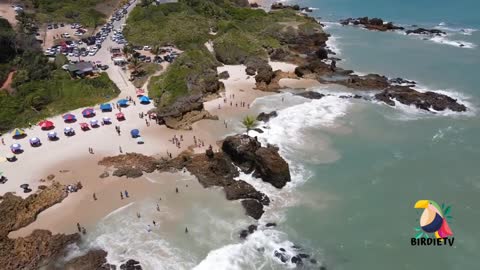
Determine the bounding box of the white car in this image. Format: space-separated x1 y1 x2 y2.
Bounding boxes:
88 50 96 56
143 46 151 51
63 33 70 38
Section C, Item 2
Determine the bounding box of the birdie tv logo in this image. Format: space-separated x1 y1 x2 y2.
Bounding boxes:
411 200 455 247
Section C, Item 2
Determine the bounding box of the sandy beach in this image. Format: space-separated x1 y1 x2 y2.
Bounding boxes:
2 58 320 238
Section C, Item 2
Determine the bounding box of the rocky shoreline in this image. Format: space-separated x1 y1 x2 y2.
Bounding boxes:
99 134 291 220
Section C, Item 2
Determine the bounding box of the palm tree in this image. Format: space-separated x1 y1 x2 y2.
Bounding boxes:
129 56 141 75
151 44 161 59
242 115 257 135
122 45 133 60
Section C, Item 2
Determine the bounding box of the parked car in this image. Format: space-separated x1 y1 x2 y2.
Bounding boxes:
143 46 151 51
100 65 109 70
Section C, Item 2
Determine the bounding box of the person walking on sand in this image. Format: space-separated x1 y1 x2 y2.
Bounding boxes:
120 192 124 200
77 223 81 233
137 212 141 218
93 193 97 201
176 187 179 193
119 146 123 153
156 204 160 212
153 220 156 226
1 138 4 145
185 227 189 234
125 190 129 198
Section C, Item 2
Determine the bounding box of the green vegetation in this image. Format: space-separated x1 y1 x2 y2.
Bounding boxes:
132 62 162 88
148 49 218 107
0 19 119 133
126 0 320 108
241 115 257 135
20 0 108 27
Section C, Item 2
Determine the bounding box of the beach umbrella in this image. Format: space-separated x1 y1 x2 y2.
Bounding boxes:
136 89 145 96
90 119 99 126
79 122 90 130
10 143 21 152
63 113 76 122
64 127 74 132
20 183 29 189
100 103 112 112
139 96 150 104
136 137 144 144
130 129 140 138
116 112 125 120
102 117 111 123
47 131 57 139
82 108 95 117
39 120 54 130
29 137 40 144
117 99 129 107
11 128 25 138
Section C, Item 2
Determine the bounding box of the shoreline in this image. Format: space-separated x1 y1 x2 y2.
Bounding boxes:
5 61 321 238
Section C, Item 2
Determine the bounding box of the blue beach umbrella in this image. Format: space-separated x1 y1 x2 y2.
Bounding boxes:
130 129 140 138
117 99 129 107
100 103 112 112
82 108 95 118
63 113 76 122
139 96 150 104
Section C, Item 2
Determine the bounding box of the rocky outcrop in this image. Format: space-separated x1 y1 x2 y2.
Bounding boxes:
120 259 143 270
340 17 405 31
271 3 301 11
257 111 278 122
1 229 80 270
0 182 84 270
335 74 390 90
99 153 158 178
0 182 68 235
406 28 446 36
222 135 291 188
218 70 230 79
253 147 291 188
375 86 467 112
60 249 112 270
157 134 291 219
241 199 264 220
294 91 325 99
154 94 219 130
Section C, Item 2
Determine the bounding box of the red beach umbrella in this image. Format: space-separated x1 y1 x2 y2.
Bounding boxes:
115 112 125 120
79 122 90 130
136 89 145 96
39 120 54 129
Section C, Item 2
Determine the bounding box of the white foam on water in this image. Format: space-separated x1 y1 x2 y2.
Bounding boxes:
326 34 342 55
429 35 476 49
102 202 135 220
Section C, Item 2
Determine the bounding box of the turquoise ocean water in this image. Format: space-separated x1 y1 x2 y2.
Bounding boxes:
265 0 480 269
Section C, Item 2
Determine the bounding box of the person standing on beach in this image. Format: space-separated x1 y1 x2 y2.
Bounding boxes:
137 212 141 218
176 187 179 193
119 146 123 153
120 192 124 200
153 220 156 226
125 190 129 198
185 227 189 234
156 204 160 212
93 193 97 201
1 138 4 145
77 223 81 233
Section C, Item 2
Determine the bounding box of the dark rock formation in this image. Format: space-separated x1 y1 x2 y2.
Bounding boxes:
274 249 289 263
340 17 404 31
99 153 158 178
154 94 219 130
336 74 390 90
120 259 142 270
224 179 270 205
253 147 291 188
294 91 325 99
389 77 416 86
375 86 467 112
257 111 278 122
406 28 446 36
218 70 230 80
245 66 256 76
271 3 300 11
265 222 277 227
61 249 112 270
241 198 264 219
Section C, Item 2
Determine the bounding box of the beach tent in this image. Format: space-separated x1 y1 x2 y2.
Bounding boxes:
130 129 140 138
90 119 99 127
11 128 26 138
79 122 90 131
64 127 75 136
47 131 57 140
139 96 150 104
115 112 125 120
29 137 41 146
39 120 54 130
136 137 144 144
6 153 16 162
117 99 129 107
82 108 95 118
100 103 112 112
10 143 22 153
102 117 111 124
136 89 145 96
63 113 76 122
